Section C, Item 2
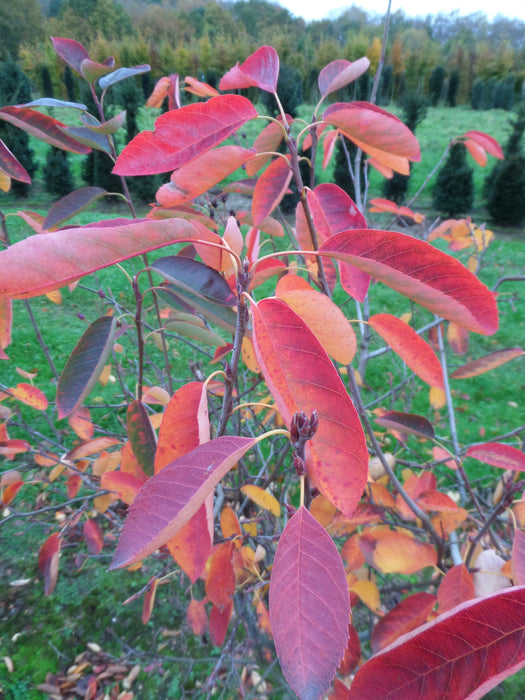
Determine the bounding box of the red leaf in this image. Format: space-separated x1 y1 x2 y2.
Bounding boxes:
51 36 89 74
110 436 256 569
219 46 279 93
437 564 475 614
269 506 350 699
113 95 257 176
10 383 48 410
38 533 61 596
245 118 287 176
369 313 444 388
187 598 208 636
348 586 525 700
447 322 469 355
370 592 436 653
101 470 143 505
319 229 498 335
466 443 525 472
56 316 116 420
126 400 156 478
464 131 504 160
323 102 420 174
318 58 370 97
252 298 368 517
512 529 525 587
450 348 524 379
0 480 24 505
0 217 218 299
83 519 103 555
0 138 31 183
0 295 12 357
252 155 292 227
305 184 370 302
156 145 254 207
206 541 236 608
44 187 108 230
374 410 435 439
167 500 213 583
0 106 90 154
209 600 233 647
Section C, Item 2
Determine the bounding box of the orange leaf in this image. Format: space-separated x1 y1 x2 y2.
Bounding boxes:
451 347 524 379
10 383 48 410
447 322 469 355
206 541 235 608
0 297 12 354
68 406 94 440
464 130 504 160
187 598 208 636
38 532 61 595
359 527 437 574
437 564 475 614
369 314 444 389
351 579 382 615
100 470 143 505
464 138 487 166
220 505 242 546
209 600 233 647
141 578 159 625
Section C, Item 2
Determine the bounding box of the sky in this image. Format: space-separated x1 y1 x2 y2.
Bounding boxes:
276 0 525 24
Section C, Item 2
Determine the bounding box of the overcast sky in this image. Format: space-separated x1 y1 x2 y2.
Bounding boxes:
277 0 525 23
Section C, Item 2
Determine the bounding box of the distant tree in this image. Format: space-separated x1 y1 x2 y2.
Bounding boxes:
0 59 37 195
484 106 525 226
433 142 474 216
379 64 393 104
482 77 496 110
63 65 76 102
41 66 54 98
43 147 74 196
446 69 460 107
0 0 43 59
494 76 514 111
48 0 62 17
471 79 484 110
428 65 445 106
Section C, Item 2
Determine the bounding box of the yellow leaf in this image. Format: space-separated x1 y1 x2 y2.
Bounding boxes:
351 579 382 614
241 484 281 517
429 386 446 409
98 364 112 386
0 171 11 192
45 290 62 304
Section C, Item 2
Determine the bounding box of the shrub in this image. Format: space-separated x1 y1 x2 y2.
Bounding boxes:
446 69 460 107
43 147 74 196
428 65 445 106
433 141 474 216
1 39 522 700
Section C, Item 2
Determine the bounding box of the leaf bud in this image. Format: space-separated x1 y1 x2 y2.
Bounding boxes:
293 454 307 476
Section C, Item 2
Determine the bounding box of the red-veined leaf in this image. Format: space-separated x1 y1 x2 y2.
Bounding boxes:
10 383 48 410
338 624 362 676
0 106 90 154
466 443 525 472
437 564 475 614
464 130 504 160
209 600 233 646
187 598 208 636
51 37 90 74
206 541 236 608
374 410 435 439
318 57 370 96
43 187 108 230
451 348 524 379
369 313 444 388
110 436 256 569
269 505 350 700
66 436 119 460
371 592 436 653
447 322 469 355
252 298 368 517
56 316 116 419
38 533 61 596
156 146 254 207
141 577 158 624
151 256 236 306
275 274 357 364
0 440 31 458
83 518 103 555
240 484 281 517
323 102 420 173
512 528 525 586
359 527 437 574
0 217 218 299
252 155 292 226
0 138 31 183
113 95 257 176
219 46 279 93
127 400 157 477
99 65 150 90
318 229 498 335
348 586 525 700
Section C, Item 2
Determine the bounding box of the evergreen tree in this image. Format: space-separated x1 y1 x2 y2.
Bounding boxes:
43 147 74 196
428 65 445 107
63 66 76 102
446 70 460 107
433 142 474 216
379 65 393 105
471 79 484 110
41 65 54 98
261 63 303 118
484 106 525 226
0 58 37 196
